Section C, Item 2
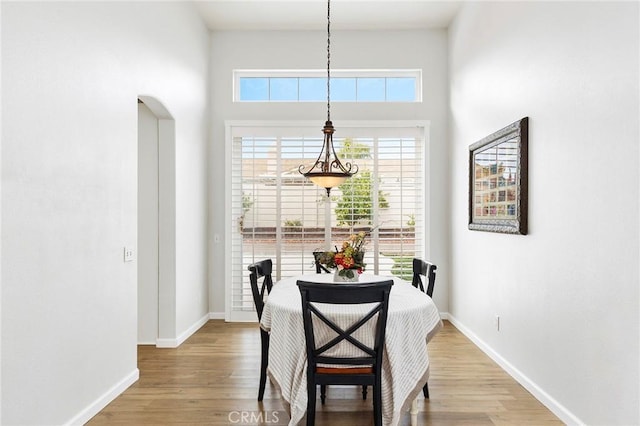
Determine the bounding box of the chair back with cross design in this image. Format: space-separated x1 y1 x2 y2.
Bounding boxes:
312 251 332 274
411 258 437 297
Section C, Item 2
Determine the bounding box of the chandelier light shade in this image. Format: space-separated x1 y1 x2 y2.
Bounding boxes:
299 0 358 197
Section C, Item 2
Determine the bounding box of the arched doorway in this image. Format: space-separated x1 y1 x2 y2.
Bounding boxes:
137 96 176 346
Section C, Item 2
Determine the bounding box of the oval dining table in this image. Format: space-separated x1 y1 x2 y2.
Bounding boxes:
260 273 443 426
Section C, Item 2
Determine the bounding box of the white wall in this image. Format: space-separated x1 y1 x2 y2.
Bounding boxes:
1 2 209 424
209 29 450 314
449 2 639 425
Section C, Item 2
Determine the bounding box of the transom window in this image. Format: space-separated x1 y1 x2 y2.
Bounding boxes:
234 70 422 102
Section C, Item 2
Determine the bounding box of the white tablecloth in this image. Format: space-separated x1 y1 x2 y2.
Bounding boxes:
260 274 442 426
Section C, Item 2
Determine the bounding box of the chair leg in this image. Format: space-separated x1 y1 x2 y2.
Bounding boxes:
320 385 327 404
423 381 429 399
362 385 368 400
258 331 269 401
373 382 382 426
307 383 317 426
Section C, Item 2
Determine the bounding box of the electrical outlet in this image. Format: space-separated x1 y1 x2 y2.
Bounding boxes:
495 315 500 331
124 247 135 262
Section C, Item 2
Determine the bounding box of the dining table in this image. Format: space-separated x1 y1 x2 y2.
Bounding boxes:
260 273 443 426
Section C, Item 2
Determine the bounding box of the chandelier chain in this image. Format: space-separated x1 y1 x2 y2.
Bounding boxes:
298 0 357 197
326 0 331 122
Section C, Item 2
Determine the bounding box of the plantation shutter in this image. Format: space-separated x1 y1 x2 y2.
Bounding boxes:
228 122 426 321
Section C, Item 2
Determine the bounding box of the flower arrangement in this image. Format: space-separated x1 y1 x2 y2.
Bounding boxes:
317 231 367 280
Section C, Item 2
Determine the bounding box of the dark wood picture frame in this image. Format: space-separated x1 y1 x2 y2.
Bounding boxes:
469 117 528 235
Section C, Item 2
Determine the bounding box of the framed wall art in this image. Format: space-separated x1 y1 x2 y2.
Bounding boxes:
469 117 528 235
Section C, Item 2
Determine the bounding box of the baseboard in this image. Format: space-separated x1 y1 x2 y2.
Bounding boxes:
65 368 139 426
446 314 583 425
209 311 225 320
156 313 209 348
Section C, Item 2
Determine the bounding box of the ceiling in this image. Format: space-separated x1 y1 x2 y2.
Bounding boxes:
193 1 462 31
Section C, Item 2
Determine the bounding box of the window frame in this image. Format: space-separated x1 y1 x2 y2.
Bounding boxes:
233 69 423 103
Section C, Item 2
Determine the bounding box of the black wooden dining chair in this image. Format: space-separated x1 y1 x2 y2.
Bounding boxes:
312 251 332 274
412 258 437 297
248 259 274 401
411 258 437 398
297 280 393 426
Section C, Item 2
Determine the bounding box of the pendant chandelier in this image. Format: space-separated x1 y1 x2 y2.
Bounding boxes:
299 0 358 197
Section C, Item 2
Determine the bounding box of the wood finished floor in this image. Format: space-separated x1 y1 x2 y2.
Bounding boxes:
88 320 562 425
